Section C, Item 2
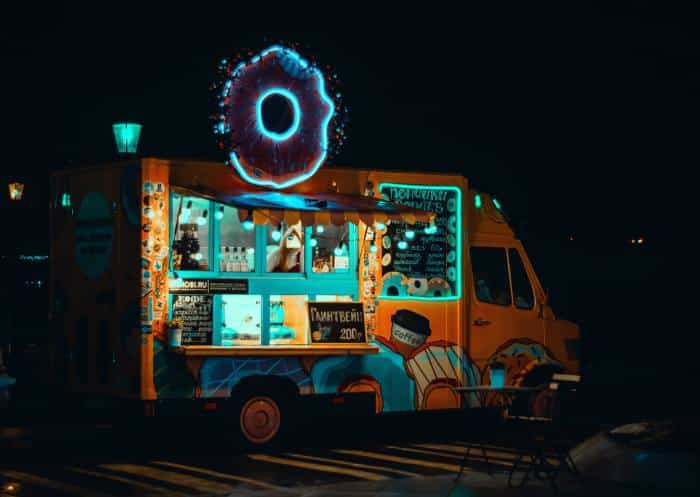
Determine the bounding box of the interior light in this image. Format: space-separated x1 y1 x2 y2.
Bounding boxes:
196 210 208 226
474 194 482 209
316 225 325 234
397 240 408 250
171 272 184 287
405 229 415 240
424 223 438 235
215 206 224 220
310 237 318 248
193 253 203 261
334 244 345 257
271 224 282 242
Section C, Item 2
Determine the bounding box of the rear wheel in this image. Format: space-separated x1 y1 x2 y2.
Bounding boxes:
239 395 282 445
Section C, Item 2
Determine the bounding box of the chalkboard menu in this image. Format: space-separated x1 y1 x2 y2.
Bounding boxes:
308 302 366 344
378 184 461 300
171 294 213 345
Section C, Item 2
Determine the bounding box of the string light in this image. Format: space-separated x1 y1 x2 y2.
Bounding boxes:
242 209 254 231
215 206 224 220
196 210 208 226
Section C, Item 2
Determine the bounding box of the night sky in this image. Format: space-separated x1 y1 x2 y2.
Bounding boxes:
1 3 694 375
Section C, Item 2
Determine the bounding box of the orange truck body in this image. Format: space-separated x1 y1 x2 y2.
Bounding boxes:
49 158 580 414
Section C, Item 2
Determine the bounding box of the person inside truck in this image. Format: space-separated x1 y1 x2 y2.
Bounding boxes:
475 272 494 303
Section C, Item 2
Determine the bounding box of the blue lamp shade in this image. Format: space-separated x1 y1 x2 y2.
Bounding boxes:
112 122 142 154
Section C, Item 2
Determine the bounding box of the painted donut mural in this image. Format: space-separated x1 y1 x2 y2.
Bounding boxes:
213 45 347 189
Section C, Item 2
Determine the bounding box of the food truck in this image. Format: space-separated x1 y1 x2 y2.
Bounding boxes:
47 45 579 444
49 158 580 444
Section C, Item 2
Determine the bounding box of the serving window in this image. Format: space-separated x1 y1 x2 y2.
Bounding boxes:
168 191 361 350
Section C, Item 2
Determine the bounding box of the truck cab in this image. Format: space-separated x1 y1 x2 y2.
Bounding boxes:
467 191 580 397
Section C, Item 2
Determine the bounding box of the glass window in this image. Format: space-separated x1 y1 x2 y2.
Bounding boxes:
470 247 511 306
266 221 304 273
220 295 262 345
217 204 255 273
269 295 309 345
172 195 210 271
315 295 353 302
509 249 534 310
311 224 350 273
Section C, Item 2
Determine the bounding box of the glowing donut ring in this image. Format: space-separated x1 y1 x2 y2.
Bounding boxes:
217 46 336 189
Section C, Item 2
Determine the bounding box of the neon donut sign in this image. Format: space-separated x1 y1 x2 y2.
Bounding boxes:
215 45 340 189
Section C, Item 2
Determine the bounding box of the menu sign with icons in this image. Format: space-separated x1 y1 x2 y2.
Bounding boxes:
378 184 461 300
171 294 213 345
308 302 366 344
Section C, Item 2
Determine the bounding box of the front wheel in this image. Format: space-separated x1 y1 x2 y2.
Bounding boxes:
239 395 283 445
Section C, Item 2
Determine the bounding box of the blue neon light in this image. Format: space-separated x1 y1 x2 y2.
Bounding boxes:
228 45 335 190
255 88 301 142
378 183 462 302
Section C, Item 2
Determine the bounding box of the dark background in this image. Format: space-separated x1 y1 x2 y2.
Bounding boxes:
1 3 694 416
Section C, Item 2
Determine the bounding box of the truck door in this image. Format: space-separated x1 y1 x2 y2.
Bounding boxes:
468 243 542 371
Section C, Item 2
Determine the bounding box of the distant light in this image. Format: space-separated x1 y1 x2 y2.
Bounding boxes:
569 235 574 242
630 239 637 244
316 225 325 234
397 240 408 250
474 194 482 209
112 122 142 154
492 198 501 210
404 230 415 240
8 182 24 201
61 192 71 207
637 237 644 245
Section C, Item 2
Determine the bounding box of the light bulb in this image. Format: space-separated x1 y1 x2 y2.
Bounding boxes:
334 244 345 257
310 237 318 248
369 243 378 254
405 230 415 240
196 216 207 226
242 219 254 231
215 207 224 220
397 240 408 250
316 225 325 234
193 253 203 261
271 225 282 242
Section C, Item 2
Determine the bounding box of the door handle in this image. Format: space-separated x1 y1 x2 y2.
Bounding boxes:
473 318 491 326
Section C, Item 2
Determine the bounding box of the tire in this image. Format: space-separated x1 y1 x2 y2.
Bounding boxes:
231 386 297 447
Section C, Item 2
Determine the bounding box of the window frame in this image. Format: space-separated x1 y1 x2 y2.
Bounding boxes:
507 247 535 311
168 191 360 346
